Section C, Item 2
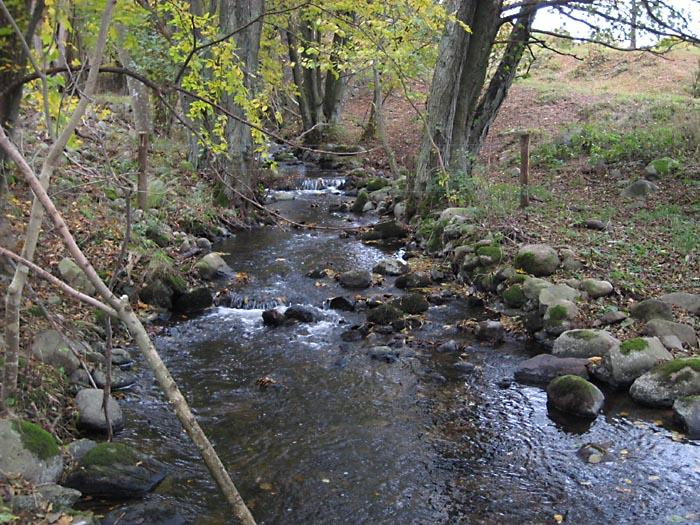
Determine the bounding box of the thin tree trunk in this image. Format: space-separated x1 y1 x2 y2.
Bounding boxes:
0 122 257 524
322 32 349 125
2 0 115 409
372 67 400 178
285 26 314 134
219 0 264 202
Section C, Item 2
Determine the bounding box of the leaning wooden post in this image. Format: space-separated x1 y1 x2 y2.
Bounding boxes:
519 131 530 208
137 131 148 210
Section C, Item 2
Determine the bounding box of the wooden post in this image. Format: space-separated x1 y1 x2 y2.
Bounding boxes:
519 132 530 208
137 131 148 210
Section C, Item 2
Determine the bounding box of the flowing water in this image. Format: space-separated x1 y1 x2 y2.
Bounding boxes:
112 168 699 524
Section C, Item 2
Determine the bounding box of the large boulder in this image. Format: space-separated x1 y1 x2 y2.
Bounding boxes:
373 258 408 276
590 336 672 388
673 396 700 439
31 329 82 375
58 257 96 295
339 269 372 289
659 292 700 315
75 388 124 434
547 375 604 418
64 442 167 499
361 220 408 241
514 244 560 276
552 329 619 358
0 419 63 484
195 253 233 280
514 354 589 385
580 279 614 298
630 298 674 322
643 319 697 348
630 358 700 407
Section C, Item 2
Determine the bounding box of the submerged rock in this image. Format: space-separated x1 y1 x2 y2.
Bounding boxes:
514 244 560 276
552 329 619 359
475 320 504 344
630 358 700 407
590 336 672 388
547 375 604 418
64 442 167 499
102 501 186 525
0 419 63 484
514 354 589 385
75 388 124 434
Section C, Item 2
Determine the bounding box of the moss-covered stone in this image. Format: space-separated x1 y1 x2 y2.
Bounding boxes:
654 358 700 378
397 293 430 315
547 375 604 417
475 245 503 262
366 304 403 325
364 178 389 192
569 329 597 341
503 284 526 307
12 420 59 460
351 190 369 213
548 304 568 322
80 443 140 468
620 337 649 355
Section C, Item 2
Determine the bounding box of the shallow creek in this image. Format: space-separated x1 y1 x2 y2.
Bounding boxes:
110 169 699 524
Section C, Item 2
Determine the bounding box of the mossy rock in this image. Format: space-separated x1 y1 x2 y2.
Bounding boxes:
352 190 369 213
630 358 700 407
366 304 403 325
364 178 389 192
547 375 604 418
548 304 568 322
80 443 140 468
514 244 560 276
654 358 700 378
12 420 59 460
502 284 526 308
396 293 430 315
475 245 503 263
620 337 649 355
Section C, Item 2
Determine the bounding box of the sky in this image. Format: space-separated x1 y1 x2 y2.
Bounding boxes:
532 1 700 46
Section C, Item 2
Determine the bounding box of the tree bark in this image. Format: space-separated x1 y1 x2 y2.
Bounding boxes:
0 0 45 161
2 0 115 409
372 67 400 178
219 0 264 202
0 123 257 525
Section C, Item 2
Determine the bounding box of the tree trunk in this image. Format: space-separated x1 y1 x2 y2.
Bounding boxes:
0 0 45 162
2 0 115 409
372 67 400 178
219 0 264 202
322 32 349 125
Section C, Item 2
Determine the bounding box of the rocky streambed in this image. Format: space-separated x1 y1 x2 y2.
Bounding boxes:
3 160 700 524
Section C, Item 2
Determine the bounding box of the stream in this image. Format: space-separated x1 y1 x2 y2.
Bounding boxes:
111 166 699 524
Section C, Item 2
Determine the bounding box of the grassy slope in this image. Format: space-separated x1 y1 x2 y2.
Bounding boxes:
346 45 700 300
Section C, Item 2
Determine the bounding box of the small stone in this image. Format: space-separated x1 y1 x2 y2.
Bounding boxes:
600 310 627 325
262 308 285 327
368 346 400 363
329 296 356 311
195 237 212 252
580 279 614 298
366 304 403 325
621 179 658 198
373 258 408 276
436 340 460 353
394 272 431 289
453 360 476 374
397 293 430 315
284 304 318 323
577 219 608 231
514 354 589 385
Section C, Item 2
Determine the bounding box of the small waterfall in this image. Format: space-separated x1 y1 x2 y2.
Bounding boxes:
216 293 287 310
296 177 346 191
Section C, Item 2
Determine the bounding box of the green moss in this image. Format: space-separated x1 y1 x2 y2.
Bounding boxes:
654 358 700 377
620 337 649 355
548 304 568 321
426 223 445 253
514 251 536 270
549 374 598 394
475 245 503 261
503 284 526 307
80 442 140 468
12 420 59 460
364 178 388 192
367 304 403 325
569 329 597 341
351 190 369 213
